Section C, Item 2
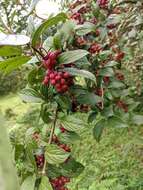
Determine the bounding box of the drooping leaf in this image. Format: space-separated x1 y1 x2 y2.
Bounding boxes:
32 13 68 47
39 176 53 190
45 144 70 164
20 88 43 103
93 119 106 142
0 46 22 56
58 49 89 64
0 56 30 74
62 68 96 82
21 175 36 190
0 33 30 45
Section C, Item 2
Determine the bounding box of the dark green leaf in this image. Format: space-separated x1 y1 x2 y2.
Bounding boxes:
99 67 114 77
58 131 80 144
32 13 67 47
58 49 89 64
75 22 96 36
108 116 128 128
109 81 125 88
93 119 106 142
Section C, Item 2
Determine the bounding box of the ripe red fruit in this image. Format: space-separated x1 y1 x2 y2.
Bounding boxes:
55 75 61 81
49 73 55 79
60 78 66 85
51 79 56 85
62 85 68 92
114 52 125 62
63 72 70 79
43 77 49 85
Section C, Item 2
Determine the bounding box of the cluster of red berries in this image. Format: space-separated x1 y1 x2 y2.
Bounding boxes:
35 154 45 168
50 176 70 190
115 72 124 81
116 100 128 113
43 70 73 93
71 12 84 24
89 43 102 54
97 0 108 9
114 51 125 62
52 127 71 153
43 50 61 70
76 37 86 46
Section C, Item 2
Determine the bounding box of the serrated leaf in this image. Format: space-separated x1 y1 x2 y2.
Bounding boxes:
58 49 89 64
20 88 43 103
60 115 85 132
0 56 30 74
32 13 67 47
45 144 70 164
62 68 96 82
39 176 53 190
0 45 22 56
93 119 106 142
21 175 36 190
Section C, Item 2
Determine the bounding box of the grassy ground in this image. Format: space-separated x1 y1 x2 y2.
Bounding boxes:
0 93 29 125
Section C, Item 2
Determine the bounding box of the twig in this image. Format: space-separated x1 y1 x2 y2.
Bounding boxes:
42 108 58 175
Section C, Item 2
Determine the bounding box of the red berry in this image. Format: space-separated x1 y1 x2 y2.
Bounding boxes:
49 73 55 79
55 75 61 81
51 79 56 85
63 72 70 78
60 79 66 85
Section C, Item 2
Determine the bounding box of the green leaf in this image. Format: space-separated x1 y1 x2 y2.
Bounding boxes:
58 49 89 64
0 46 22 56
60 157 84 178
45 144 70 164
21 175 36 190
99 67 114 77
109 81 125 88
0 33 30 45
104 61 119 67
32 13 68 47
101 105 114 118
60 115 85 132
20 88 43 103
58 131 80 144
132 115 143 125
75 22 96 36
93 119 106 142
62 68 96 82
0 56 30 74
39 176 53 190
108 116 128 128
76 92 102 106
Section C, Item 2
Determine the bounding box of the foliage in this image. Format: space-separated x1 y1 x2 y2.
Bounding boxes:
0 0 143 190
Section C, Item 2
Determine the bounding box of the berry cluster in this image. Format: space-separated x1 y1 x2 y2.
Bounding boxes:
76 37 86 46
71 12 84 24
35 154 45 168
89 43 102 54
43 50 61 70
116 100 128 113
114 51 125 62
97 0 108 9
43 70 73 93
115 72 124 81
50 176 70 190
